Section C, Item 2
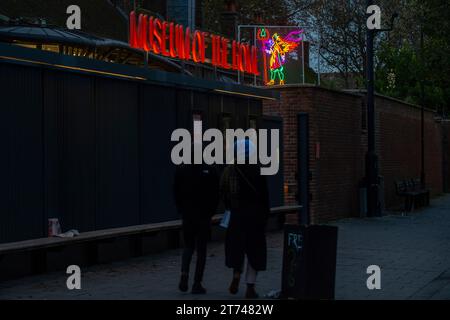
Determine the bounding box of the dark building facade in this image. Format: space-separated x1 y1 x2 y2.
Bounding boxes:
0 40 280 244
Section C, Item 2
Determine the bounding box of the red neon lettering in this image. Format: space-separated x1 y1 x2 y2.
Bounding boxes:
169 22 177 58
174 25 191 60
129 11 137 48
148 17 155 51
161 21 170 56
251 46 259 75
238 44 246 72
212 35 222 67
232 41 238 70
148 16 154 52
201 32 207 63
128 12 258 72
175 25 185 59
244 44 252 73
211 35 218 66
221 38 230 69
192 31 202 63
139 15 150 51
184 27 191 60
153 18 162 54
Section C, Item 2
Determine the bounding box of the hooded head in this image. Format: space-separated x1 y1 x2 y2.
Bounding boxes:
234 138 256 163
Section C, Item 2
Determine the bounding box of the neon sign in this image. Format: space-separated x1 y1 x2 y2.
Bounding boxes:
258 28 303 85
129 11 259 76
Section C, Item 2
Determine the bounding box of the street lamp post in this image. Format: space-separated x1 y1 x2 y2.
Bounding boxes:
365 0 380 217
420 21 426 189
365 2 398 217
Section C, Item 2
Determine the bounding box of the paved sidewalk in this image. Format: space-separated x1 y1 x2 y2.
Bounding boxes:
1 195 450 300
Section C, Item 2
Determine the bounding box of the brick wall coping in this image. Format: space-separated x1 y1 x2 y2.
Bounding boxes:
261 83 363 98
262 84 437 114
344 89 437 114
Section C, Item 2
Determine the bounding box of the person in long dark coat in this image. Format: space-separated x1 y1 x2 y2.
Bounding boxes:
220 139 270 298
174 161 220 294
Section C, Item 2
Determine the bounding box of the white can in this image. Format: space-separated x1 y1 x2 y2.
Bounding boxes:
48 218 62 237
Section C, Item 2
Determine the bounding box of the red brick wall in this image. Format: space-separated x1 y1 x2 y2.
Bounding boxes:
264 85 446 222
264 87 315 206
312 89 365 222
376 97 443 208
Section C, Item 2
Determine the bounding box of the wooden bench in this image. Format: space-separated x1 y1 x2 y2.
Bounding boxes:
0 218 189 275
0 206 301 276
395 178 430 212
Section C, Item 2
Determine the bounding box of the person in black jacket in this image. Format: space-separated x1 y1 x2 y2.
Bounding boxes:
174 158 220 294
220 139 270 299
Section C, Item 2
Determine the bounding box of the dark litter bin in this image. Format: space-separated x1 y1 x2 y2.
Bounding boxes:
281 224 338 300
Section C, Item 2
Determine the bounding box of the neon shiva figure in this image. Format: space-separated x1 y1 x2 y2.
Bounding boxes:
260 29 303 86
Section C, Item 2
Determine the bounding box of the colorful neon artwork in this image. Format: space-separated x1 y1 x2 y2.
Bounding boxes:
258 28 303 85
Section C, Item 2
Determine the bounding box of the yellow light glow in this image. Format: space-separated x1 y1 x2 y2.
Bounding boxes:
0 55 146 81
213 89 277 101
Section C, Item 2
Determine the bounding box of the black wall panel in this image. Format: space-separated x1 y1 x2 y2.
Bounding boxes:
221 96 236 126
43 71 97 233
249 99 261 127
207 94 220 129
0 65 11 243
62 73 97 231
140 86 178 223
96 79 140 229
64 73 97 231
176 90 191 130
235 98 249 129
42 70 61 230
193 92 209 128
262 116 285 208
0 64 44 242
